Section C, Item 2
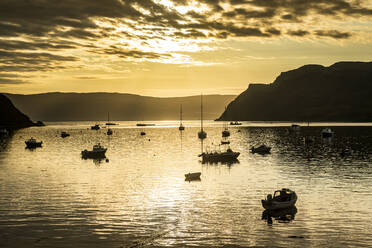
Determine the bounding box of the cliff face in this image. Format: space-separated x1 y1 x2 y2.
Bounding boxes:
218 61 372 122
0 94 35 129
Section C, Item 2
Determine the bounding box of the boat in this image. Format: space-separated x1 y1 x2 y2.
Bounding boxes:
200 147 240 163
0 128 9 137
185 172 201 181
179 104 185 131
91 124 100 130
303 136 314 145
290 124 301 132
136 123 155 127
81 143 107 159
107 128 113 135
25 137 42 148
198 94 207 139
250 144 271 154
230 121 242 125
61 131 70 138
140 131 146 136
105 112 117 125
222 129 230 137
321 128 333 138
261 188 297 210
221 140 230 145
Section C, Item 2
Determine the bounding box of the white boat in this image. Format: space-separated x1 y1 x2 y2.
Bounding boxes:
261 188 297 210
251 144 271 154
321 128 333 138
198 94 207 139
179 104 185 131
185 172 201 181
25 137 42 148
81 143 107 159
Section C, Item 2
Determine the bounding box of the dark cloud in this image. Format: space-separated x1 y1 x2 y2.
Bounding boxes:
0 0 368 84
287 29 309 37
0 78 30 85
315 30 351 39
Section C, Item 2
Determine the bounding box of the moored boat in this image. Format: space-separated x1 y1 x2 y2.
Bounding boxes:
61 131 70 138
250 144 271 154
230 121 242 125
321 128 333 138
91 124 100 130
200 148 240 163
261 188 297 210
198 94 207 139
179 104 185 131
25 137 42 148
81 143 107 159
185 172 201 181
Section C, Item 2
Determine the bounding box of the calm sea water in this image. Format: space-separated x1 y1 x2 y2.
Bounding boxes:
0 121 372 248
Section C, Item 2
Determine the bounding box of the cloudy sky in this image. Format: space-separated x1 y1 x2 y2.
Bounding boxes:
0 0 371 96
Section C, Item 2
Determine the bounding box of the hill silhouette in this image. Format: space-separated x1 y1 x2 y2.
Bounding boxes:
218 61 372 122
0 94 36 129
5 93 236 121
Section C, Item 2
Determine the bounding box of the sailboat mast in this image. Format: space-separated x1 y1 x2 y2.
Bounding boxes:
201 94 203 131
180 104 183 124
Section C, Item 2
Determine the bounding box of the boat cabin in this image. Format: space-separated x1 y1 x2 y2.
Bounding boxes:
273 188 294 202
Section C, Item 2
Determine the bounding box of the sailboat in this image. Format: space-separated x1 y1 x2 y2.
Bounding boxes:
198 94 207 139
179 104 185 131
105 112 117 126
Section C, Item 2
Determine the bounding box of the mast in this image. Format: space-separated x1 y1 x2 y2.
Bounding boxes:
108 112 110 123
180 104 183 125
201 94 203 132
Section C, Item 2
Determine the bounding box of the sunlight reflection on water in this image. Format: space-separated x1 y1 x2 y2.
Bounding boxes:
0 121 371 247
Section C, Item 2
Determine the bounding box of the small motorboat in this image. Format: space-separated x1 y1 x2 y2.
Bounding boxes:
0 128 9 137
25 137 42 148
81 143 107 159
140 131 146 136
221 140 230 145
200 148 240 163
198 130 207 139
179 124 185 131
321 128 333 138
61 131 70 138
222 129 230 137
340 149 351 157
185 172 201 181
91 124 100 130
290 124 301 132
230 121 242 125
303 136 314 145
136 123 155 127
261 188 297 210
250 144 271 154
107 129 113 135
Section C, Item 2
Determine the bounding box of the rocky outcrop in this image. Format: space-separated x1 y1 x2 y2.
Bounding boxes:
218 61 372 122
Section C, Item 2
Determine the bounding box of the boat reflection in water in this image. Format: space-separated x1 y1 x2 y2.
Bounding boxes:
262 206 297 225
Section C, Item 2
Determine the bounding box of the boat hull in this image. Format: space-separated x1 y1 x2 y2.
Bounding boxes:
261 194 297 210
81 149 107 159
25 141 42 148
185 172 201 181
202 152 240 162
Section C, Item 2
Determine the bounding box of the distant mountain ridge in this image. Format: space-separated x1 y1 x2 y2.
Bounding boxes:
218 61 372 122
0 94 36 129
4 93 236 121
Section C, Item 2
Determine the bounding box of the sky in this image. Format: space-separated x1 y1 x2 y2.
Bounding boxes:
0 0 371 97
